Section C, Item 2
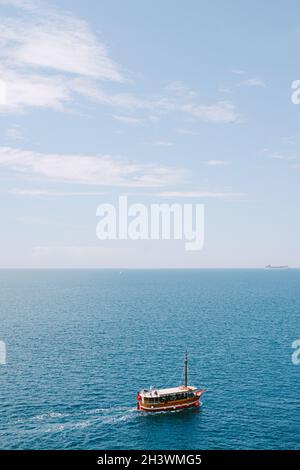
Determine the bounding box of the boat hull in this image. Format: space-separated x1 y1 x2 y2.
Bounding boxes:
139 398 200 412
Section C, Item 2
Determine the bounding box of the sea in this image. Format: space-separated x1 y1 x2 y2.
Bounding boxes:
0 269 299 450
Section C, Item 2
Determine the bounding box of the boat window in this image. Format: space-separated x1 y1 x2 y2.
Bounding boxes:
145 392 196 404
145 397 159 404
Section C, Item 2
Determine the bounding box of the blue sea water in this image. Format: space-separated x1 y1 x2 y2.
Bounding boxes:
0 269 300 450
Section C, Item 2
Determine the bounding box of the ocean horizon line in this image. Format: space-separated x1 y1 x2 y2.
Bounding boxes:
0 267 297 271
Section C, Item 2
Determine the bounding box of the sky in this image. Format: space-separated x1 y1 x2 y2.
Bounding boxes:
0 0 300 268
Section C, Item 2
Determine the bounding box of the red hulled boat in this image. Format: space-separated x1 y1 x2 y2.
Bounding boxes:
137 352 206 412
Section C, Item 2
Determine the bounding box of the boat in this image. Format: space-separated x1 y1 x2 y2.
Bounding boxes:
265 264 289 270
136 352 206 412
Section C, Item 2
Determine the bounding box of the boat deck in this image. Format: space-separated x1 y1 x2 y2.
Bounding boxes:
140 386 197 398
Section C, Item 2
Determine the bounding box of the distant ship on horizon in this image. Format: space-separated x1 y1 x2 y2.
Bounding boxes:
265 264 289 270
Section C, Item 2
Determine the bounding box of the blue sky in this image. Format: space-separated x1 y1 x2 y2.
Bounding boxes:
0 0 300 268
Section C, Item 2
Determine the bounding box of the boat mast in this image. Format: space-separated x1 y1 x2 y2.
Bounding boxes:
184 350 188 387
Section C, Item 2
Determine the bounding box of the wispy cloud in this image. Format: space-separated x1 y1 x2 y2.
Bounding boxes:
157 191 243 199
0 2 124 81
220 73 265 94
7 188 244 200
179 101 238 123
176 128 198 135
0 0 34 10
0 69 76 111
0 0 124 112
231 69 246 75
0 1 240 124
239 77 265 87
154 140 173 147
85 84 239 123
269 153 298 161
0 146 186 187
31 245 124 268
207 160 231 166
5 124 23 139
112 114 142 125
165 81 198 99
9 188 108 197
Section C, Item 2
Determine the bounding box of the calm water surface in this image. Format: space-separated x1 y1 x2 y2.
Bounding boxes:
0 269 299 449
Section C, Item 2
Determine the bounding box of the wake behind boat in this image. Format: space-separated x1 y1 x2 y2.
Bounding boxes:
137 352 206 412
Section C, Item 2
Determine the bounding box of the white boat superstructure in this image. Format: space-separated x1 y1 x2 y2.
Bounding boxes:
137 352 206 412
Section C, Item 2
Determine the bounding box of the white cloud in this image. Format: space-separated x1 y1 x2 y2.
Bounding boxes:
207 160 231 166
239 77 265 87
0 1 240 123
5 124 23 139
9 188 108 196
0 2 123 81
77 82 239 123
0 0 124 112
0 69 72 112
165 81 198 99
176 128 198 135
269 154 297 161
32 245 125 268
154 85 239 122
180 102 238 123
221 73 265 94
112 114 142 125
154 140 173 147
8 188 244 199
101 91 239 123
0 0 34 9
158 191 242 199
231 69 246 75
0 146 186 187
95 91 153 110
